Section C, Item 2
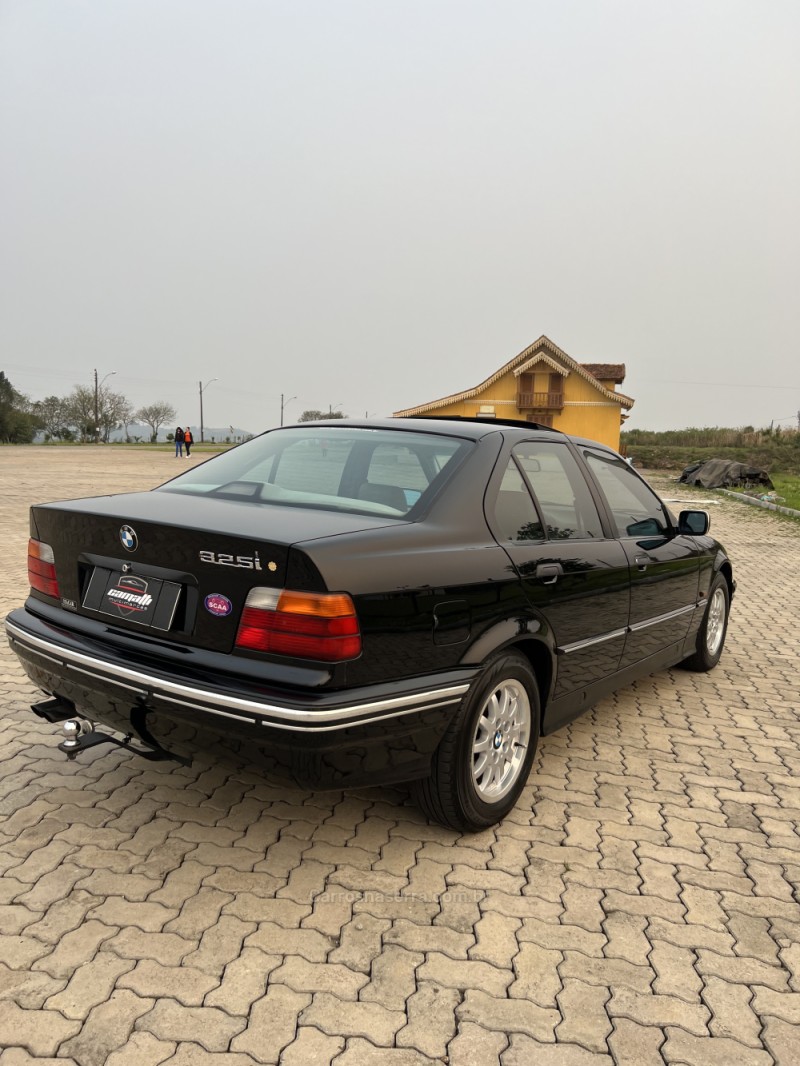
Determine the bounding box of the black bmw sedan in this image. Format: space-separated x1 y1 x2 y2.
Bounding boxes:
5 418 733 830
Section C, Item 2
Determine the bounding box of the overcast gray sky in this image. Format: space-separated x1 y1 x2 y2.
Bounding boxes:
1 1 798 433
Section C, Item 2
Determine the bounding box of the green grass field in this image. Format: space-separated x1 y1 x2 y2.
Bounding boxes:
767 475 800 511
722 474 800 523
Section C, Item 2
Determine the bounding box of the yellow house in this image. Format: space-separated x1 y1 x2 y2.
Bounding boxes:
394 335 634 450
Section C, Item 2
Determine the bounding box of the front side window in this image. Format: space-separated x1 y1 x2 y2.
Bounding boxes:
515 442 603 540
158 427 470 518
584 449 669 537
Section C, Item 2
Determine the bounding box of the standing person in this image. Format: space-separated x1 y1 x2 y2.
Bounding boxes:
183 425 193 456
175 426 184 457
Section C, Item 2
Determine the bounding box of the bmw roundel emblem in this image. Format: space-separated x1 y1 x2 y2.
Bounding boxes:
120 525 138 552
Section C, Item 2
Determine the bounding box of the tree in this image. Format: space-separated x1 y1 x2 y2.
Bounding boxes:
298 409 347 422
98 389 131 443
0 372 38 443
33 395 70 440
61 383 137 442
115 398 137 442
64 385 98 442
136 401 177 443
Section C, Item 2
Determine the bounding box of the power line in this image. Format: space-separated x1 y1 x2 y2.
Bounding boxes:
2 363 283 401
638 378 800 391
3 363 309 431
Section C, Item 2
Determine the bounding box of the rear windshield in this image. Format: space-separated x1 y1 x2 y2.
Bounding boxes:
158 426 471 518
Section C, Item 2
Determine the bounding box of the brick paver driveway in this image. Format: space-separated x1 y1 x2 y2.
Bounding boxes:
1 446 798 1065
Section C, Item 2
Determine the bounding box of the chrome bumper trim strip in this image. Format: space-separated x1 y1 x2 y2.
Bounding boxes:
158 692 464 733
6 619 469 728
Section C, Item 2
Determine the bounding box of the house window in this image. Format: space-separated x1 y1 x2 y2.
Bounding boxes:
527 412 554 428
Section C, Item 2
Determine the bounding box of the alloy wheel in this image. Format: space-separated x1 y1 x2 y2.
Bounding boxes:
471 679 531 802
705 586 727 656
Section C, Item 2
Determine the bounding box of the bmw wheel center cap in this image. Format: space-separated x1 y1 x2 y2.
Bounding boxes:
120 525 138 552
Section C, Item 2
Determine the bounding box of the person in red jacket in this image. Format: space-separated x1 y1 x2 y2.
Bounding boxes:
184 426 193 456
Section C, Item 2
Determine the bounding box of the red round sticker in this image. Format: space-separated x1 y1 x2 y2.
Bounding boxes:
205 594 233 617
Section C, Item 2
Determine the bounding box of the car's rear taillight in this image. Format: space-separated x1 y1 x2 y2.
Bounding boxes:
28 539 60 599
235 588 361 662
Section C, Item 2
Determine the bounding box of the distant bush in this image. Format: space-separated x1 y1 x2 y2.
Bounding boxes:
622 426 800 474
622 425 799 449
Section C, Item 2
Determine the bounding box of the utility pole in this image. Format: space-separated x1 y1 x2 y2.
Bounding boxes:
199 378 218 443
93 369 116 443
280 394 297 426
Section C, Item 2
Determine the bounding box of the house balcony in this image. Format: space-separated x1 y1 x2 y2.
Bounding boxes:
517 391 564 410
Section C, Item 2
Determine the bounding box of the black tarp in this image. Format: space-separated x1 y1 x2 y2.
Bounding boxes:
678 459 774 489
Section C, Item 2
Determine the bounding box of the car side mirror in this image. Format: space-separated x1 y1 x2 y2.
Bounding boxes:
679 509 710 535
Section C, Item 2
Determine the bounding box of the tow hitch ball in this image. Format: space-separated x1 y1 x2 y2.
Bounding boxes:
60 718 85 752
58 717 110 759
31 697 190 766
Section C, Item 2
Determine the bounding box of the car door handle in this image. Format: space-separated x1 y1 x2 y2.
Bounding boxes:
634 555 649 571
536 563 563 585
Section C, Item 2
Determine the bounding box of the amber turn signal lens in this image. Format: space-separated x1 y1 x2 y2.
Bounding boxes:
235 588 361 662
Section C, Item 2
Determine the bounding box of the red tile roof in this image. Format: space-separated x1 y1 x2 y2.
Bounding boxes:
581 363 626 384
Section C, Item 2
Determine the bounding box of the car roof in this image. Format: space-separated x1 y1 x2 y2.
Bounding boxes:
276 416 566 442
411 419 620 456
271 417 621 456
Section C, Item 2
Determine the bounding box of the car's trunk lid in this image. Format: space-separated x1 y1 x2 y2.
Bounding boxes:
30 491 395 655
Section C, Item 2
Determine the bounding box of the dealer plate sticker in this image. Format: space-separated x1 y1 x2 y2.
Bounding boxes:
84 568 182 631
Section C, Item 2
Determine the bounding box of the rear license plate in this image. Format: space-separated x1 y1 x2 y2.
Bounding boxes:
83 568 182 631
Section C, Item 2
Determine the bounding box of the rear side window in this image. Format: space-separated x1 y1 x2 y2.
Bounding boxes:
514 442 603 540
493 459 544 541
365 443 433 510
583 449 669 537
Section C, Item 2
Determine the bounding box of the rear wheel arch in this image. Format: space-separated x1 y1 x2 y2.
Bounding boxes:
462 629 553 729
510 637 552 723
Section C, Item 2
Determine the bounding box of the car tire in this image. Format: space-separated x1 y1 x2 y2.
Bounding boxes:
680 573 730 672
413 650 540 831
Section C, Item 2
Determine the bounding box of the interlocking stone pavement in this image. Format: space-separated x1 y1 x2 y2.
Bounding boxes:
0 446 799 1065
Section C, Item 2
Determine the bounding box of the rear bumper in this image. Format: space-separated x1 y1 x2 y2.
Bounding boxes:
5 608 473 788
